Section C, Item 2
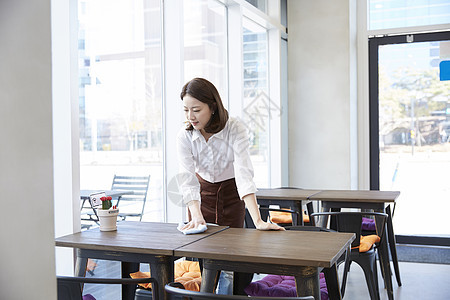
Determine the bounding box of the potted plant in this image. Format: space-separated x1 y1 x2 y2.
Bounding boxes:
97 196 119 231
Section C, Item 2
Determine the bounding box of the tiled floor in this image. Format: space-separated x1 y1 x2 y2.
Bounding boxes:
82 260 450 299
343 261 450 300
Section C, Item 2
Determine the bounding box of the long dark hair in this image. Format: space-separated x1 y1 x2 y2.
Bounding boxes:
180 78 228 133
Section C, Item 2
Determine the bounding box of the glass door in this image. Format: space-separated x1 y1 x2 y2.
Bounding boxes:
369 31 450 241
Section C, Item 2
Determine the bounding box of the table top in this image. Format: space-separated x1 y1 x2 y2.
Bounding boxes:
309 190 400 203
256 188 322 201
174 228 355 268
55 222 228 256
80 189 135 200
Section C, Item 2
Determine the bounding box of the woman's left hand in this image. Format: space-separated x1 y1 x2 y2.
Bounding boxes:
254 219 285 231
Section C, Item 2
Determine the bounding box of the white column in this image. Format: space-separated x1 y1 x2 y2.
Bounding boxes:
287 0 358 189
357 0 370 189
52 0 80 276
163 0 186 223
268 27 283 187
227 4 244 117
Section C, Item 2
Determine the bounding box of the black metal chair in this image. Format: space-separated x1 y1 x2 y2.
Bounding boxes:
57 276 158 300
111 174 150 221
310 211 389 300
164 282 314 300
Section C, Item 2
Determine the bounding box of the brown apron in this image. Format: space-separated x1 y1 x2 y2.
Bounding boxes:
190 174 245 228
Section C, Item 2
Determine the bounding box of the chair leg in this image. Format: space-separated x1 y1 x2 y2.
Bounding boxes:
378 238 394 300
357 255 380 300
373 255 381 300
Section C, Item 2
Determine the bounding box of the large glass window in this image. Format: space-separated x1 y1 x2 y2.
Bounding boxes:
376 37 450 236
369 0 450 30
183 0 227 97
76 0 282 226
242 18 270 187
78 0 163 223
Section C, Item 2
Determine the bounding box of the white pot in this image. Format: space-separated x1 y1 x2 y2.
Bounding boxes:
97 209 119 231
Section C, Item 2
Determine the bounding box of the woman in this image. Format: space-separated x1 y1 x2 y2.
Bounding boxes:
177 77 284 232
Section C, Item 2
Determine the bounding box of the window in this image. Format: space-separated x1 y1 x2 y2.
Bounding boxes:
246 0 267 13
369 0 450 30
75 0 284 225
183 0 227 97
78 0 163 222
242 18 270 187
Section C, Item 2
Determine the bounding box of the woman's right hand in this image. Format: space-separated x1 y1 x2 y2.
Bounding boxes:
181 200 206 230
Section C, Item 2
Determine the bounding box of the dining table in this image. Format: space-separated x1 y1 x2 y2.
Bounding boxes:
55 221 228 300
256 188 322 225
174 227 355 300
256 188 401 300
309 189 401 300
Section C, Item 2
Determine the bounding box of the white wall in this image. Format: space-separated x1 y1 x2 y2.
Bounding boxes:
287 0 358 189
0 0 57 299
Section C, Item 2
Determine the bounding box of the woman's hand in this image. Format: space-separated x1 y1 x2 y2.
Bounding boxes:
243 193 285 231
181 200 206 230
254 219 285 231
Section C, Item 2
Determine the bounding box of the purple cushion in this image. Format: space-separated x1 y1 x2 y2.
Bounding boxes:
244 273 328 300
362 217 376 231
83 294 96 300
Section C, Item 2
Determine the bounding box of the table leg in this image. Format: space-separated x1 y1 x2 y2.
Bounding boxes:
294 267 320 300
150 255 174 300
75 250 88 277
323 264 342 300
386 205 401 286
121 262 139 300
200 267 220 293
233 272 254 295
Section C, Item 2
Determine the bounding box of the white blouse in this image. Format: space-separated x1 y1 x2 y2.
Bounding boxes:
176 117 257 204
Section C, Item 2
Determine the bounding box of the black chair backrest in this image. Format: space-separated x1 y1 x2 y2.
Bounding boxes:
310 212 388 248
285 225 334 232
57 276 158 300
164 282 314 300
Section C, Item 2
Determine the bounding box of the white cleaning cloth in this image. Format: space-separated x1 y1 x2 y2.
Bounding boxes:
177 222 208 235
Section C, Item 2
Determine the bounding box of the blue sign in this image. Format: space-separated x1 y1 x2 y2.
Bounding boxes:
440 60 450 81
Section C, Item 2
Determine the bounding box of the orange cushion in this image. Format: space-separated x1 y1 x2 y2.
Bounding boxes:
269 210 309 224
130 261 202 291
351 235 380 252
130 271 153 289
174 261 202 292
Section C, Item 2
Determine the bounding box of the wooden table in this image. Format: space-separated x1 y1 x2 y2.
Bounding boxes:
55 222 228 300
256 188 322 225
174 228 355 300
309 190 401 300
